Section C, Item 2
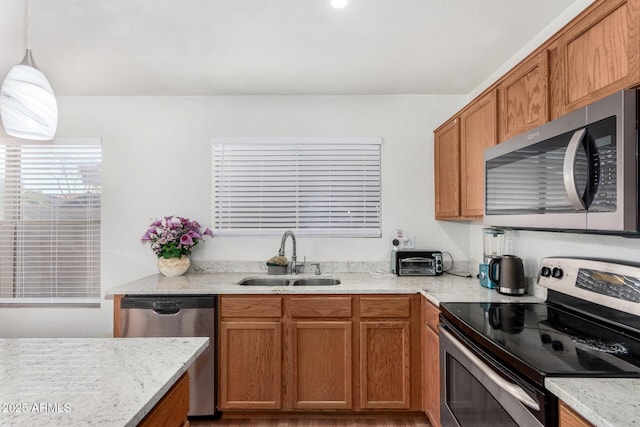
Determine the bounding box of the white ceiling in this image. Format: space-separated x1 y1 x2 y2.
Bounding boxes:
0 0 581 96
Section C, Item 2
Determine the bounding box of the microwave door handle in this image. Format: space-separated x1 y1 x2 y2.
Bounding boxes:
441 329 541 411
563 128 587 210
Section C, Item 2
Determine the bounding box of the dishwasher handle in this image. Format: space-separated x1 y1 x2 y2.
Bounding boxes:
152 301 181 315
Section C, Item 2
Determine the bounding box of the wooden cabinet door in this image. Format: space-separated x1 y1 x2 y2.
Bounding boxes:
434 118 460 219
422 299 441 427
360 321 411 409
498 52 549 142
291 321 353 409
460 91 497 218
139 373 190 427
424 325 440 427
219 321 282 409
558 0 640 114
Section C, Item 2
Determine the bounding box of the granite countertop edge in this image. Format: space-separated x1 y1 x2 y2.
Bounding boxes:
126 337 209 426
545 377 640 427
104 271 544 305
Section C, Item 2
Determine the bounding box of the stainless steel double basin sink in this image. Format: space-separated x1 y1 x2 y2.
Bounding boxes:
238 277 341 286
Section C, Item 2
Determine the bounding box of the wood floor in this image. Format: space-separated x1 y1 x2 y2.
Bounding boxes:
191 416 432 427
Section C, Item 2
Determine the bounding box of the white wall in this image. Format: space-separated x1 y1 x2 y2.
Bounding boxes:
468 223 640 296
469 0 596 100
0 94 468 338
465 0 639 291
1 0 599 338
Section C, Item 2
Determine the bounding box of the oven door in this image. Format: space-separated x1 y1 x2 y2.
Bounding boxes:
440 324 551 427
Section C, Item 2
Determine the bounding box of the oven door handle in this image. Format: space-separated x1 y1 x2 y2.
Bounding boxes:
441 328 541 411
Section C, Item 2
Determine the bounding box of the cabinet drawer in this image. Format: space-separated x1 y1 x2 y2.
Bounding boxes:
220 296 282 318
359 296 411 318
290 297 352 318
423 299 440 332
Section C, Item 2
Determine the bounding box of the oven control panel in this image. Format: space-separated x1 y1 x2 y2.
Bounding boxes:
538 257 640 316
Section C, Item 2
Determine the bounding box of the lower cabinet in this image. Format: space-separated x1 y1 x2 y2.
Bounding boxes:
218 294 421 413
559 401 594 427
360 296 412 409
360 321 410 409
291 321 352 409
219 297 283 410
139 372 190 427
423 297 441 427
290 296 353 409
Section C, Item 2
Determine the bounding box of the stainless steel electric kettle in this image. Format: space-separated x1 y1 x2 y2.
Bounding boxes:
488 255 525 295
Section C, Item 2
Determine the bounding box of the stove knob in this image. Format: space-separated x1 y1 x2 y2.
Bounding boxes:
540 266 551 277
552 267 563 279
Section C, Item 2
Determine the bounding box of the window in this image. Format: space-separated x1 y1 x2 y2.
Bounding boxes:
212 137 381 237
0 139 101 305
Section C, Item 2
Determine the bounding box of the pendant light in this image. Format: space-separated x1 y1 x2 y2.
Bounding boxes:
0 0 58 140
331 0 349 8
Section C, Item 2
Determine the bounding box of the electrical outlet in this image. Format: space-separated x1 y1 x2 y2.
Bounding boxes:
390 230 414 250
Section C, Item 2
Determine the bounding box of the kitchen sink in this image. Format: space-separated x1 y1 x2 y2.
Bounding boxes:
237 277 341 286
291 278 341 286
237 278 291 286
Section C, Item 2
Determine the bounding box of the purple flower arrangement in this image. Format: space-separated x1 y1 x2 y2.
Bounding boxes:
141 216 214 259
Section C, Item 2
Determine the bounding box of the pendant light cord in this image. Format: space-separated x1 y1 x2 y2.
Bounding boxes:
25 0 31 50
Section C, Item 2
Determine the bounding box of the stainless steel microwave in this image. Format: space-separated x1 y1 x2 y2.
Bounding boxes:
484 89 638 234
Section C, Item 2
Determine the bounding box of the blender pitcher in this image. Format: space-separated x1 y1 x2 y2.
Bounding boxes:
479 228 505 289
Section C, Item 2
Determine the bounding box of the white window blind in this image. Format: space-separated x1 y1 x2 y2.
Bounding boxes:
0 139 101 305
212 137 381 237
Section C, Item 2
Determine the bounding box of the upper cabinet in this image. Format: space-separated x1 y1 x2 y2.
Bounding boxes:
433 0 640 221
555 0 640 116
434 91 497 220
498 52 549 141
460 91 497 218
434 118 460 219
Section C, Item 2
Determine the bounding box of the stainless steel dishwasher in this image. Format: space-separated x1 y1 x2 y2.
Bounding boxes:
119 295 217 417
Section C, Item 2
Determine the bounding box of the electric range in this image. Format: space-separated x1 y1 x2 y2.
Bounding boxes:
439 257 640 427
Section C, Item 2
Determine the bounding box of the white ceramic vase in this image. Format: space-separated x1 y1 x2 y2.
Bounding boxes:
157 255 190 277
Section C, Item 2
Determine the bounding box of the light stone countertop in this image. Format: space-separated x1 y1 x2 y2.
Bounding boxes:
106 270 640 427
104 271 543 305
0 337 208 427
546 378 640 427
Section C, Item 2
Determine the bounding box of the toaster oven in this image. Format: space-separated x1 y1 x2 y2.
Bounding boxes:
395 250 443 276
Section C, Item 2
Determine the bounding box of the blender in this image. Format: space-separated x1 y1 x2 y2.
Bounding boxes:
479 228 505 289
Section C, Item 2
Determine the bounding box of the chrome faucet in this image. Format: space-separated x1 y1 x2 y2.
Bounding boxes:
279 230 304 274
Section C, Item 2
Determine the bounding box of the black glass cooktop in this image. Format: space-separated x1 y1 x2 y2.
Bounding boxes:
440 301 640 386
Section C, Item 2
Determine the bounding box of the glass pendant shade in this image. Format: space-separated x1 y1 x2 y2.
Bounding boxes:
1 49 58 140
